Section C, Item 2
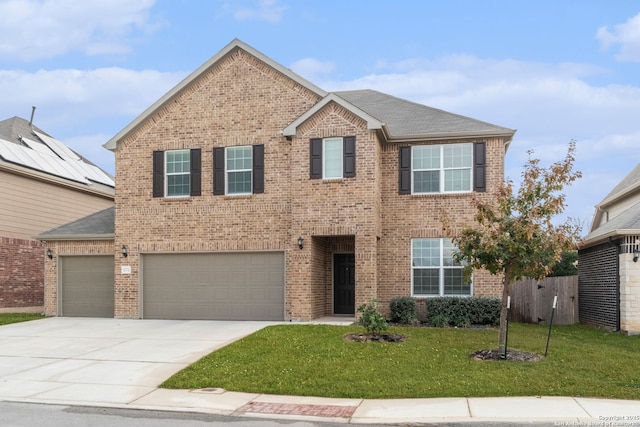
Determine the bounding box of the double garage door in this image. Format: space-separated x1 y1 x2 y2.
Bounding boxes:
142 252 284 320
60 252 284 320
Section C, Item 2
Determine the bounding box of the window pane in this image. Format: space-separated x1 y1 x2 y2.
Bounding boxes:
167 174 190 197
414 170 439 193
413 269 439 295
412 239 440 267
443 144 472 168
444 268 469 295
227 146 252 170
323 138 342 178
166 150 190 174
413 146 440 169
444 169 471 192
228 171 252 194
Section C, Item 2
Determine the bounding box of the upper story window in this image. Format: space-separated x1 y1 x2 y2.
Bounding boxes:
226 146 253 194
310 136 356 180
153 149 201 198
166 150 191 197
411 238 470 297
213 144 264 196
399 142 486 195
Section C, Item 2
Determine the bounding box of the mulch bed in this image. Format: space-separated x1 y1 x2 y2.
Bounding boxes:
471 348 543 362
344 333 407 343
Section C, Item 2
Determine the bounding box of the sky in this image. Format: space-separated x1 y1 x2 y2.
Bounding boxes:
1 0 639 234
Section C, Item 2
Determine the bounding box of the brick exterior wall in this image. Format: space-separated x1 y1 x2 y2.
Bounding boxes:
578 242 619 330
96 46 508 320
0 236 44 310
43 240 114 315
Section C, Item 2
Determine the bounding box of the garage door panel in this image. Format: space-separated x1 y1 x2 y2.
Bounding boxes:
60 256 114 318
143 252 284 320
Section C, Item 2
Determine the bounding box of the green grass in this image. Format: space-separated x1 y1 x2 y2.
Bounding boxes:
0 313 44 326
162 323 640 399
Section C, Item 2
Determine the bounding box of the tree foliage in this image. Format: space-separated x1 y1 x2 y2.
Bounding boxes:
445 141 582 348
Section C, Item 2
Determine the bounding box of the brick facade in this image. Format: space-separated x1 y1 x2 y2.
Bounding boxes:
101 43 507 321
0 236 44 310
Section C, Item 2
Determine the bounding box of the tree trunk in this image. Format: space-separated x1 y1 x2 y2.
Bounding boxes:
498 271 510 351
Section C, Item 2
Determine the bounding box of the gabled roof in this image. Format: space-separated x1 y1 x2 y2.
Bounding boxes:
37 206 114 241
582 200 640 246
104 38 327 151
0 116 114 194
596 163 640 210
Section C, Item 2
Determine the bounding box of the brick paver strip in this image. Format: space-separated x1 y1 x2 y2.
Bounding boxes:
238 401 358 418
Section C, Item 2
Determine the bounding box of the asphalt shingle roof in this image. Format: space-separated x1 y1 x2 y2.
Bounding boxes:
335 90 514 139
37 207 114 240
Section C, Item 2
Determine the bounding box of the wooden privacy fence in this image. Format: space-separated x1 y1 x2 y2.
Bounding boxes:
506 276 578 325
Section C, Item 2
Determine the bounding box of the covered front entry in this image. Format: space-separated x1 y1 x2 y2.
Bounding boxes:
334 253 355 314
59 255 114 317
141 252 285 320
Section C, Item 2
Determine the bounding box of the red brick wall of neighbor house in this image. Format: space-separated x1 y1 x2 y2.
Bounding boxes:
0 236 44 308
43 240 114 315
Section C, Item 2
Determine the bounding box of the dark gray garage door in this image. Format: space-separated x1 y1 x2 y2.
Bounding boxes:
60 255 114 317
142 252 284 320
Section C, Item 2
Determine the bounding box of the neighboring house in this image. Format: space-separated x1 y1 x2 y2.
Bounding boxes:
41 39 515 320
579 163 640 334
0 115 114 312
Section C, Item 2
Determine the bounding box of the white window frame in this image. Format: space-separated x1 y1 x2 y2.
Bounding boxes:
165 149 190 198
323 137 343 179
225 146 252 195
412 143 473 194
411 238 471 297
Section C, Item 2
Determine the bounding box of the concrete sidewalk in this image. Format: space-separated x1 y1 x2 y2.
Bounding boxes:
0 317 639 425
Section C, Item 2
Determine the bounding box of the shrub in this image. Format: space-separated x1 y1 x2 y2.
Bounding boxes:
430 314 450 328
357 299 389 335
389 296 418 325
425 297 500 327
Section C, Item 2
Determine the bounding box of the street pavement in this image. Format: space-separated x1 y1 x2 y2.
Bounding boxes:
0 317 638 425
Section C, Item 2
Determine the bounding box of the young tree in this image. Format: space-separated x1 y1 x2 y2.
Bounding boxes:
447 141 582 351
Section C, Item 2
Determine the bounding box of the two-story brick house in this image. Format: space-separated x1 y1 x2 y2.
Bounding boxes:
42 39 515 320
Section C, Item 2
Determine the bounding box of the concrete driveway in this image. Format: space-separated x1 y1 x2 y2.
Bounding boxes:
0 317 275 405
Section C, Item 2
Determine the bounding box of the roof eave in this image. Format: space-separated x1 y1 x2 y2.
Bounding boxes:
596 182 640 210
579 228 640 249
383 129 516 144
37 234 114 242
105 38 328 151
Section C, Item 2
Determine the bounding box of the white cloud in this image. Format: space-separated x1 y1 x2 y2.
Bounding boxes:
0 0 160 60
596 12 640 62
231 0 287 24
290 58 336 81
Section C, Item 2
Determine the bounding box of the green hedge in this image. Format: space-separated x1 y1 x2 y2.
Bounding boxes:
424 297 501 327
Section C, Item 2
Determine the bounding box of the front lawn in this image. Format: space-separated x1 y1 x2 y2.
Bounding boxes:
0 313 44 326
161 323 640 399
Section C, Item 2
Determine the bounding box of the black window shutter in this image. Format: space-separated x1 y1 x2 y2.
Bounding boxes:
152 150 164 197
473 142 486 192
252 144 264 194
343 136 356 178
310 138 322 179
190 149 202 196
213 147 225 195
399 146 411 194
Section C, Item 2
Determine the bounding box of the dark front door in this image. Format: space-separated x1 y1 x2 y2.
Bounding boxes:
334 254 355 315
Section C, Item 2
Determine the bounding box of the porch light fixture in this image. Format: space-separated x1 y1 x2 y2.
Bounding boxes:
122 245 128 258
633 247 639 263
297 236 304 250
46 248 53 260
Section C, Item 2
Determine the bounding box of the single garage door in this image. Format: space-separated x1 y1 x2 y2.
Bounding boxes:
60 255 114 317
142 252 284 320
